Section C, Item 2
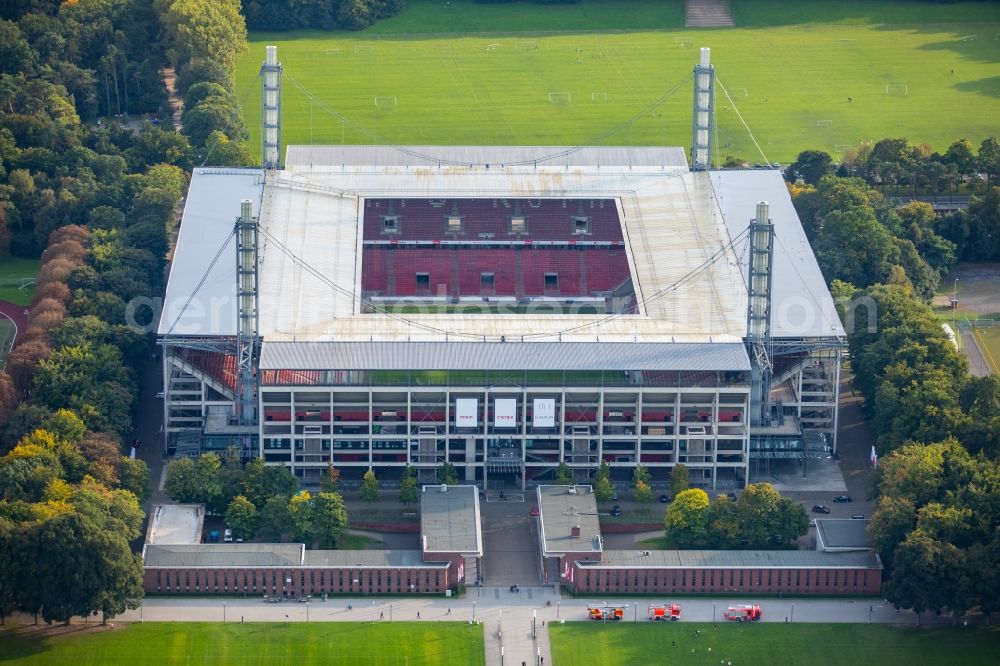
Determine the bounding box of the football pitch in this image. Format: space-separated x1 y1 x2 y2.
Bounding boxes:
234 0 1000 163
0 622 484 666
549 622 1000 666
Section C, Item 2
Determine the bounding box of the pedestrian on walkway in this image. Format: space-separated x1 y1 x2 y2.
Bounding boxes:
446 608 451 615
380 612 384 619
417 611 421 619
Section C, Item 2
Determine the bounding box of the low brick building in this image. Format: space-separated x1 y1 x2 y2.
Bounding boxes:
142 487 482 596
535 484 882 596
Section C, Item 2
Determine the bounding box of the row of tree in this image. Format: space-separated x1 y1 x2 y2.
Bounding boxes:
663 484 809 549
0 410 150 625
241 0 404 32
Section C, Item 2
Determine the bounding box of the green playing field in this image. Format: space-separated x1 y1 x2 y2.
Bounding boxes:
234 0 1000 163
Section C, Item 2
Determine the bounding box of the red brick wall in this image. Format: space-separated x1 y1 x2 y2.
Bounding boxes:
144 565 452 595
570 566 881 595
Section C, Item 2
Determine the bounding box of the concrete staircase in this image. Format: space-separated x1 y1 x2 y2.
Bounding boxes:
685 0 735 27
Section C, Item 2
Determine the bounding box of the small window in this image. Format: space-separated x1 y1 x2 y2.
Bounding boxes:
383 215 400 234
573 216 590 234
447 216 462 233
510 215 526 233
544 273 558 290
480 273 495 292
415 273 430 291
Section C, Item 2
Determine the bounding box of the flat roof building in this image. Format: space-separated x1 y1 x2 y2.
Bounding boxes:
144 504 204 545
815 519 872 552
420 484 483 558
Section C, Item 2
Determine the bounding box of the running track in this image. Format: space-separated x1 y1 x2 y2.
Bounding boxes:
0 298 29 357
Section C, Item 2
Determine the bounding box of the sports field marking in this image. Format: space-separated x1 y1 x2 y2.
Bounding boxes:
591 92 608 102
374 96 397 107
973 327 1000 375
548 92 571 104
816 119 833 127
960 34 977 41
886 84 909 96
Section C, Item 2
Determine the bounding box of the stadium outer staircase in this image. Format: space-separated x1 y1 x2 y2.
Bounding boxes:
685 0 735 27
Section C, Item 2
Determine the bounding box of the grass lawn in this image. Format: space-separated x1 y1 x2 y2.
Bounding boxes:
973 326 1000 375
235 1 1000 163
0 621 484 665
0 256 39 306
549 622 1000 666
338 533 383 549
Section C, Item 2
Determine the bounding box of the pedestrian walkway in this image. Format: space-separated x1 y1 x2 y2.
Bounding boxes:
685 0 735 27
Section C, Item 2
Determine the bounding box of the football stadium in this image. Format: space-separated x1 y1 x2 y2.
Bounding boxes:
157 48 844 491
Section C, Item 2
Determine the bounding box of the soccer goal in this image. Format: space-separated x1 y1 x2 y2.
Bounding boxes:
960 34 977 42
325 48 341 56
515 41 538 50
834 144 855 152
353 45 374 55
374 96 397 107
675 40 693 48
885 84 908 96
549 92 571 105
485 43 499 52
728 87 748 99
816 119 833 127
591 92 608 102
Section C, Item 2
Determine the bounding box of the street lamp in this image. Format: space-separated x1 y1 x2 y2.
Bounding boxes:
307 601 310 623
557 601 560 621
473 601 476 622
791 602 795 623
372 600 376 623
223 601 226 623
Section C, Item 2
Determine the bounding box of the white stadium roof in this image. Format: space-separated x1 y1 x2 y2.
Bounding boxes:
159 147 842 345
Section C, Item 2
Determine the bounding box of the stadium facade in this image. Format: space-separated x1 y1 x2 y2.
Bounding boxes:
157 143 843 491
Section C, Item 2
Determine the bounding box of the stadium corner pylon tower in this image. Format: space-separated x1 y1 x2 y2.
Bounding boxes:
157 46 844 490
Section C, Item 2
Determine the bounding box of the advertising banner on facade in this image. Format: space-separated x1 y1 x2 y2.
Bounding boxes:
494 398 517 428
533 398 556 427
455 398 478 428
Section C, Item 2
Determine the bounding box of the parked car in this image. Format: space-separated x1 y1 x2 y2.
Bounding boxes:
851 514 865 520
611 490 619 501
812 505 831 514
659 494 672 503
223 528 233 543
530 505 540 517
833 495 852 503
726 492 738 501
611 505 623 517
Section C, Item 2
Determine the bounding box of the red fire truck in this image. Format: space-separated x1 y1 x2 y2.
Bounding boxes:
723 604 762 622
588 604 626 621
647 603 681 621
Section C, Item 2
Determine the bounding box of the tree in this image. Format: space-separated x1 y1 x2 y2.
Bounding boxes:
979 136 1000 185
288 491 313 543
594 475 614 504
594 461 611 483
631 465 651 490
885 529 964 615
320 463 340 493
787 149 834 185
257 495 291 541
116 456 150 502
40 408 85 444
359 468 380 502
437 462 459 485
735 483 783 547
707 494 739 547
552 461 572 485
669 464 689 495
633 479 652 504
242 457 297 508
664 488 710 547
943 139 977 181
164 453 222 506
398 468 418 505
312 491 349 549
225 495 257 540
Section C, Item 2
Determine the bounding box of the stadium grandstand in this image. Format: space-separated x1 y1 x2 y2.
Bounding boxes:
156 48 843 492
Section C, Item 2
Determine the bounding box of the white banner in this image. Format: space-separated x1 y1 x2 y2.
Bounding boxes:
533 398 556 427
494 398 517 428
455 398 478 428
